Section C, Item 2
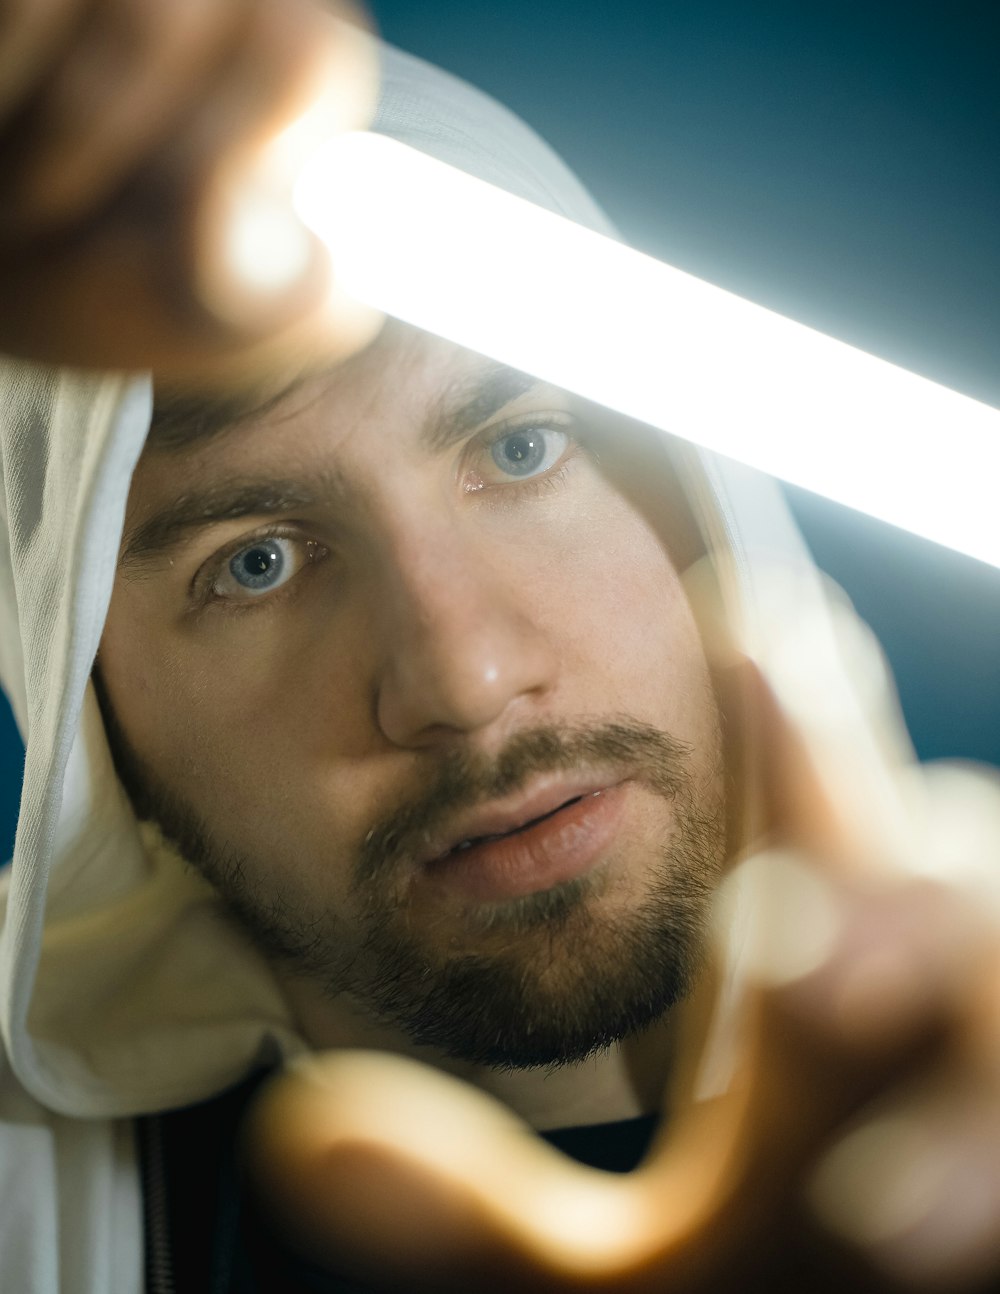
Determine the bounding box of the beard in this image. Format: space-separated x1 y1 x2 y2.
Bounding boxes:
97 681 726 1070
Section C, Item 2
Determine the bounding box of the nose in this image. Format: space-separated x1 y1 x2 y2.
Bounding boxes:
373 525 558 748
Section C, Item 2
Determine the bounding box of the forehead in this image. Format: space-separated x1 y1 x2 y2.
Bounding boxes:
146 324 517 461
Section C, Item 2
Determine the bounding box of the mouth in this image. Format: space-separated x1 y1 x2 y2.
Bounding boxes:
423 780 629 903
441 789 607 858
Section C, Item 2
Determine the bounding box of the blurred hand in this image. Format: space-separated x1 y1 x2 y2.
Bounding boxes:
0 0 380 381
245 574 1000 1292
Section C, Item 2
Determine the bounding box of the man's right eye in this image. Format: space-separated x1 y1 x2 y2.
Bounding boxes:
205 532 327 604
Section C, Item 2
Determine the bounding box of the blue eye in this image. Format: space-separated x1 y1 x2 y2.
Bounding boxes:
213 537 300 599
489 426 568 478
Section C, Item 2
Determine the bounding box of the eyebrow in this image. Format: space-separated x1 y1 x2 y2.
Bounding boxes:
422 361 542 454
148 359 542 456
118 477 339 573
123 361 546 572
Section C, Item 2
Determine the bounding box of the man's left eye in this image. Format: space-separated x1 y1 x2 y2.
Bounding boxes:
488 426 569 479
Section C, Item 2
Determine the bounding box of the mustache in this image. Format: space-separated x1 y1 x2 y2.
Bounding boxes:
354 719 694 886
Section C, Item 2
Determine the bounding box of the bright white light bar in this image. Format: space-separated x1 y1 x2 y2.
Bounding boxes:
294 132 1000 568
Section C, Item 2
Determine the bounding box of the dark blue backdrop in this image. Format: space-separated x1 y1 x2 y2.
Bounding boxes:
1 0 997 860
365 0 1000 761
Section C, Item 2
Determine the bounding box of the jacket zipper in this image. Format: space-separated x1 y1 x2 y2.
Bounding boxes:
139 1115 177 1294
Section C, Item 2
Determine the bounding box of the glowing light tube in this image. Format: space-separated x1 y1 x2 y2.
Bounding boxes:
294 132 1000 568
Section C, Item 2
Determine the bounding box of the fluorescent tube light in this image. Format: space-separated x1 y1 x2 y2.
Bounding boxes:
294 132 1000 569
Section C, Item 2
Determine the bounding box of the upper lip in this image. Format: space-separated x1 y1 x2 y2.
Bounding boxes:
423 773 621 864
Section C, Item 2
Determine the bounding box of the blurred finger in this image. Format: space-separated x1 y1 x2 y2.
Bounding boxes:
677 560 1000 1279
0 0 82 116
812 1060 1000 1289
0 209 380 379
245 1052 665 1293
191 0 377 328
5 0 246 232
0 0 382 376
683 556 918 877
806 769 1000 1289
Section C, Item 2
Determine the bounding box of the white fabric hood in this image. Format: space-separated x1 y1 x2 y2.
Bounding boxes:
0 42 818 1284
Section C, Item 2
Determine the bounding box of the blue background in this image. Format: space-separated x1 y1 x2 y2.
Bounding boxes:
1 0 997 859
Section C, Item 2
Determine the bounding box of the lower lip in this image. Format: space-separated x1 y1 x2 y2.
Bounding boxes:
424 784 627 903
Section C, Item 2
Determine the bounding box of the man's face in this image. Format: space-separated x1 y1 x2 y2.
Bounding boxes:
98 324 727 1069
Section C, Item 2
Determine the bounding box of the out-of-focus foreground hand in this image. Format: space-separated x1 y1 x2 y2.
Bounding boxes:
245 574 1000 1293
0 0 380 381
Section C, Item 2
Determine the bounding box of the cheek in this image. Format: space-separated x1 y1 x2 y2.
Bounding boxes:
184 613 374 771
98 591 196 760
98 584 336 802
536 498 713 741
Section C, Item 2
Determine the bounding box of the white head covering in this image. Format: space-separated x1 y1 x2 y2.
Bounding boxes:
0 42 816 1293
